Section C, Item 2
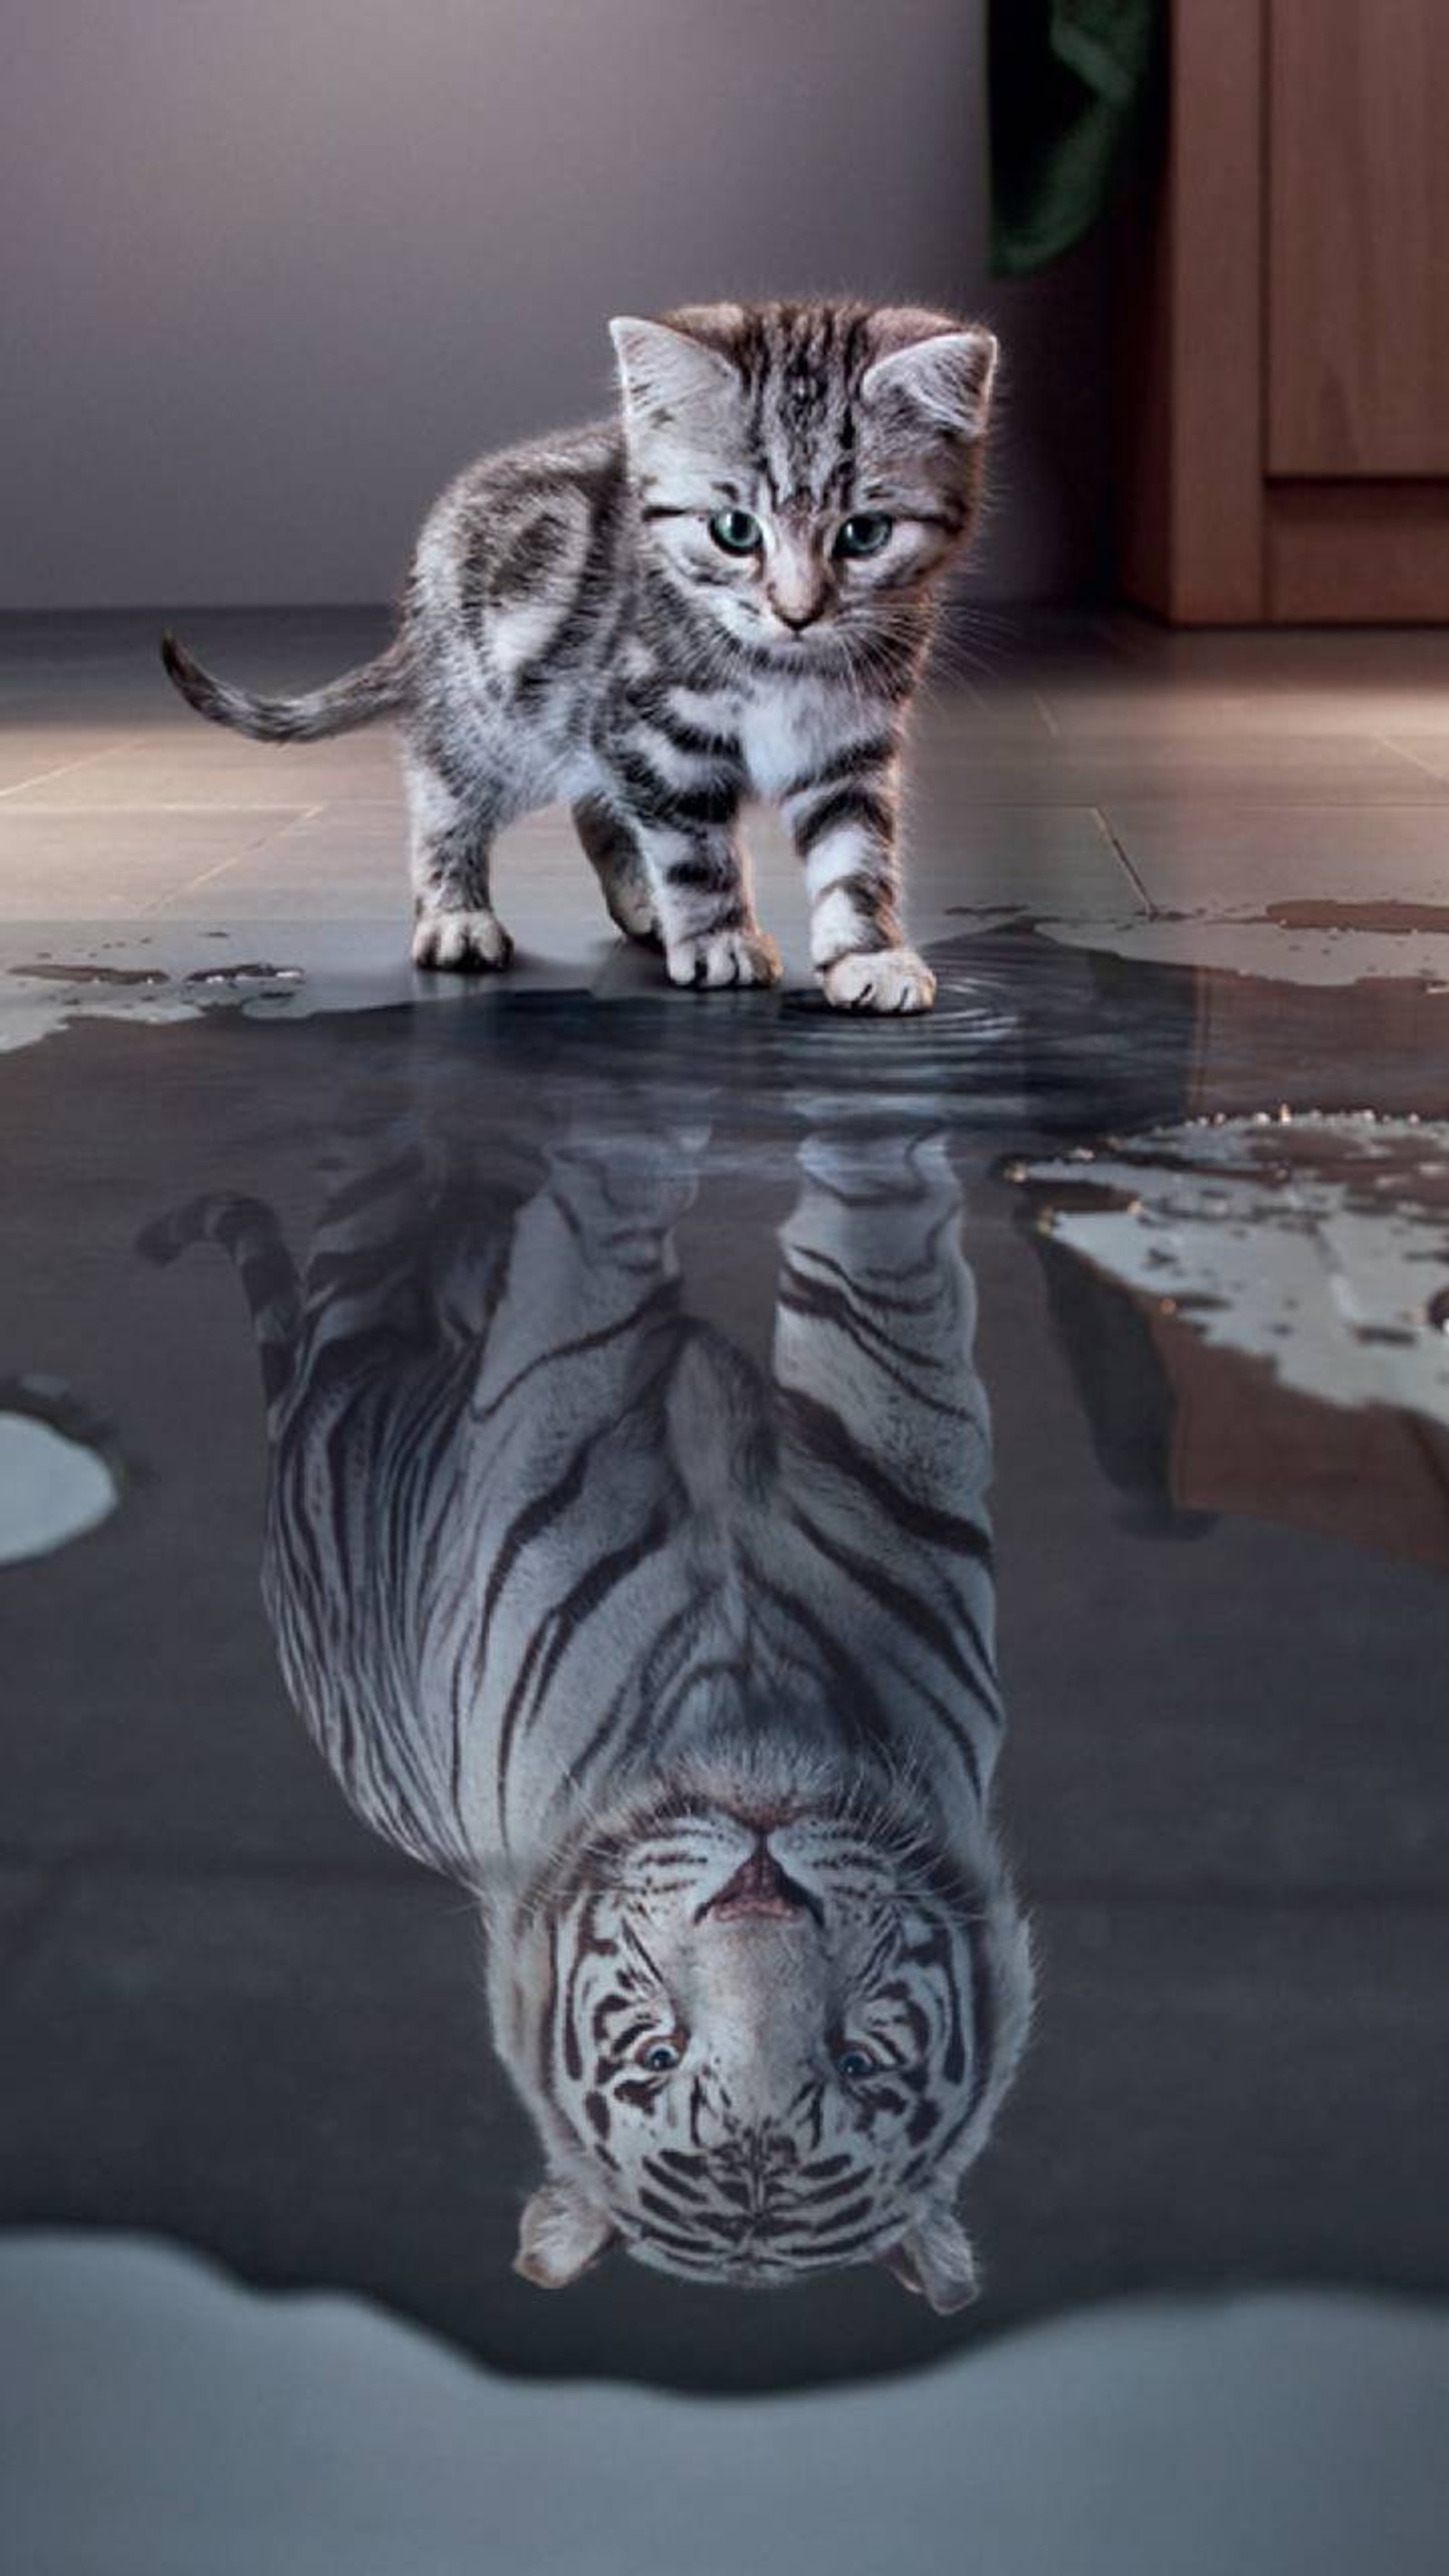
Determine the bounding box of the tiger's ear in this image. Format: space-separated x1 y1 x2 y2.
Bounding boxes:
609 317 739 428
861 317 998 442
513 2181 618 2291
880 2204 980 2314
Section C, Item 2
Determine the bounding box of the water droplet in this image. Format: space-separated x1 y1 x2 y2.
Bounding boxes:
14 963 168 988
185 961 302 987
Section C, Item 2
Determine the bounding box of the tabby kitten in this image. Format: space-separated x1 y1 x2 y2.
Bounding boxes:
161 300 998 1013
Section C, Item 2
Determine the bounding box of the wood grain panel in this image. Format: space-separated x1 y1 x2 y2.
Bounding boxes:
1269 0 1449 476
1118 0 1264 621
1266 483 1449 621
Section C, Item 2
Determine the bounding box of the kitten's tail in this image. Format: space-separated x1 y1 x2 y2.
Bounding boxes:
159 630 410 742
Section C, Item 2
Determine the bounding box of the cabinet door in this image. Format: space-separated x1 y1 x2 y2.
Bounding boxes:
1268 0 1449 475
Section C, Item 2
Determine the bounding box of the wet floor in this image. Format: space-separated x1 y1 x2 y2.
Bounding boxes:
2 620 1448 2565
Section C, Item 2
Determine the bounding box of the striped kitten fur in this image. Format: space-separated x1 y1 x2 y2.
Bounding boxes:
161 301 997 1012
142 1104 1032 2305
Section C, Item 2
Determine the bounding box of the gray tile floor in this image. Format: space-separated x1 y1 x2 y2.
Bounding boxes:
3 606 1448 968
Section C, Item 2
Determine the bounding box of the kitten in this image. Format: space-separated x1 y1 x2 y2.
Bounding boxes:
161 300 997 1013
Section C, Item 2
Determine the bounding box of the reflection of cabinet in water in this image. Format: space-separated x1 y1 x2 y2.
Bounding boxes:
1149 1315 1449 1571
1122 0 1449 622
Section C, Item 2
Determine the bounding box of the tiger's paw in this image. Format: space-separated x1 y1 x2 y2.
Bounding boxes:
411 908 514 974
820 947 936 1014
666 928 782 991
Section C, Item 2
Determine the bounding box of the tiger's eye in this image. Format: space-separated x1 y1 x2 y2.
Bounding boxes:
638 2038 682 2072
835 513 893 558
836 2047 878 2081
708 507 762 554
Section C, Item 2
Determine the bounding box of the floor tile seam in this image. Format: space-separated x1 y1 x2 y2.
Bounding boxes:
0 732 154 804
1 802 322 819
1084 800 1449 823
260 806 405 841
0 1841 441 1889
1377 736 1449 784
1089 806 1158 918
139 813 328 914
892 787 1449 811
1022 1883 1449 1916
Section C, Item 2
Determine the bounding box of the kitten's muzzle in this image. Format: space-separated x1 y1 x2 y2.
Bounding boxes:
769 601 825 635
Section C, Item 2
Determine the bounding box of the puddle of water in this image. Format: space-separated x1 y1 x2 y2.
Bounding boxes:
1012 1111 1449 1437
1034 912 1449 991
12 963 170 987
0 941 321 1055
5 2237 1444 2576
1 936 1447 2402
0 1379 122 1563
1265 899 1449 935
180 961 304 988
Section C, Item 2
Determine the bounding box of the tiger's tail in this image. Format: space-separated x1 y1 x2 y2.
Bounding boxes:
159 630 409 742
138 1193 300 1417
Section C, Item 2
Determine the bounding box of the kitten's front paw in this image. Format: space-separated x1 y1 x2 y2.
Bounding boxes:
820 947 936 1014
666 928 782 991
411 908 514 974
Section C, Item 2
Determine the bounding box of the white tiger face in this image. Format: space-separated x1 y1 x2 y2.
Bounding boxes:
494 1786 1032 2309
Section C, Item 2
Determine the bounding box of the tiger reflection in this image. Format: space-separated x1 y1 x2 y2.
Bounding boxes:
147 1108 1032 2309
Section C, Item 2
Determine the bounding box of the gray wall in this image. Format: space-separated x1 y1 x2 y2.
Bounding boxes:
1 1 1114 611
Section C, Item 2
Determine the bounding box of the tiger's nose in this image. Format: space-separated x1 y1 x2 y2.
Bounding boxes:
699 1841 823 1923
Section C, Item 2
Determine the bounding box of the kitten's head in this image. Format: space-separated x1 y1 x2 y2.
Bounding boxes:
609 298 997 660
490 1761 1033 2309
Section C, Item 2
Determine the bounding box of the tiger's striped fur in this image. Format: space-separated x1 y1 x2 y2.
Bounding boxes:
159 300 997 1014
145 1106 1031 2307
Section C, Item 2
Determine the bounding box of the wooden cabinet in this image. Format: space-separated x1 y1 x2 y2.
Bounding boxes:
1121 0 1449 621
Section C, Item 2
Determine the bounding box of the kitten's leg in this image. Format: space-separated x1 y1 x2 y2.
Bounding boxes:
406 750 513 973
781 755 935 1014
571 797 659 945
629 815 782 992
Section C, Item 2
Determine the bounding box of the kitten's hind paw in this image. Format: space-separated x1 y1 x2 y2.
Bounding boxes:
411 908 514 974
820 947 936 1014
606 880 662 946
607 886 664 947
665 928 782 992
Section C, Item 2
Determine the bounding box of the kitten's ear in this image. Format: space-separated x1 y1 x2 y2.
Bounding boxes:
609 316 738 426
861 317 998 442
513 2181 618 2290
880 2202 980 2314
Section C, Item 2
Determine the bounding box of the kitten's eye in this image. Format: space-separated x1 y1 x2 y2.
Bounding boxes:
637 2037 683 2072
835 514 894 559
708 508 763 554
836 2046 879 2081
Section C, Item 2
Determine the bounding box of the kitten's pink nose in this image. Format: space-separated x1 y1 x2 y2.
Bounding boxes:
770 597 824 635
